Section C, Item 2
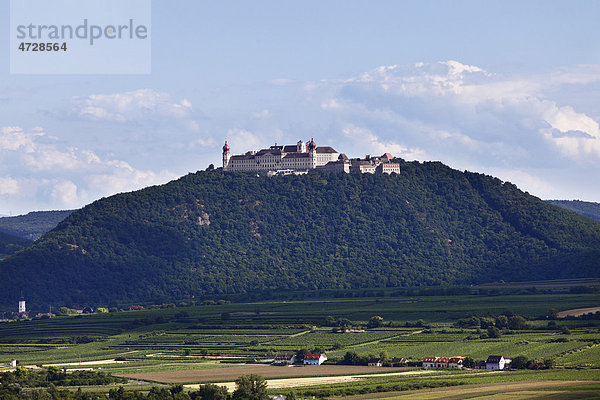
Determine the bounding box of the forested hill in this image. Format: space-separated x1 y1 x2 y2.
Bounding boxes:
1 162 599 308
546 200 600 223
0 231 31 259
0 210 74 240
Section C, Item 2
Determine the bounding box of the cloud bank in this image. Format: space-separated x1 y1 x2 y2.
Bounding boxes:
0 126 175 213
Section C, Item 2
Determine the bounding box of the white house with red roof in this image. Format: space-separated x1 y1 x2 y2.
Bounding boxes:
303 353 327 365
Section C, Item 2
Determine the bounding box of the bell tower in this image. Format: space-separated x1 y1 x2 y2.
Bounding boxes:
308 138 317 169
222 140 231 170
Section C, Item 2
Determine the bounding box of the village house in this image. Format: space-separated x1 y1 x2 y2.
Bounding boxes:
486 355 511 370
448 357 464 369
422 357 438 368
391 357 408 365
435 357 450 368
303 353 327 365
368 358 383 367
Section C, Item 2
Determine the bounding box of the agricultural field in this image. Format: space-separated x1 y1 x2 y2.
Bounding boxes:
0 291 598 397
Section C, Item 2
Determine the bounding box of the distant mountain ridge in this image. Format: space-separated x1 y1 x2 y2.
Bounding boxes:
546 200 600 223
0 210 75 240
0 163 599 308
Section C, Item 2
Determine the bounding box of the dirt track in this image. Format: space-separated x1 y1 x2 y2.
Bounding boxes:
557 306 600 318
119 365 410 384
344 380 599 399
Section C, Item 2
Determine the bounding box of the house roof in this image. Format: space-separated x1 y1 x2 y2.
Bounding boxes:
304 353 326 360
230 154 254 160
283 145 298 152
316 146 338 154
283 153 309 159
338 153 349 160
274 354 294 360
368 358 382 363
256 149 282 156
423 357 438 362
486 355 504 363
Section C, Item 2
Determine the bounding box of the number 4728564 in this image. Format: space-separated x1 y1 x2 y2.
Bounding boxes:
18 42 67 51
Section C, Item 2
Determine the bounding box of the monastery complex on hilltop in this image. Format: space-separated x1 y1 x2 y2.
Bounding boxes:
222 138 400 175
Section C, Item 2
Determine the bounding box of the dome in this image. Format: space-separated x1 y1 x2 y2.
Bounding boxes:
308 138 316 151
222 140 230 154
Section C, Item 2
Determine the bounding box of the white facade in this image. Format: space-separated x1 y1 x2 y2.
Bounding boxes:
486 356 507 370
223 139 338 172
222 139 400 175
18 300 25 313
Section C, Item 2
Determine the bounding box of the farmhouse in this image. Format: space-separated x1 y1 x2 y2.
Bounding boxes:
448 357 464 369
368 358 383 367
435 357 450 368
303 353 327 365
486 355 511 370
422 357 438 368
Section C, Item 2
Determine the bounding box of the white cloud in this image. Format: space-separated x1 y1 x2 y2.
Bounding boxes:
0 177 19 195
0 126 176 213
73 89 199 131
226 128 262 150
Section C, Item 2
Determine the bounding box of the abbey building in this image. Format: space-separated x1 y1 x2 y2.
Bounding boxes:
222 139 400 175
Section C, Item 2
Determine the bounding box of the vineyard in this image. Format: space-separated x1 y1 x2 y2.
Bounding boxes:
0 292 598 383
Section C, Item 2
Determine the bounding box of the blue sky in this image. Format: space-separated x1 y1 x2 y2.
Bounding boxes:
1 0 600 214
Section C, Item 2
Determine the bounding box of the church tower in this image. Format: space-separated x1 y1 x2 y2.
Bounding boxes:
222 140 231 170
308 138 317 169
18 297 25 313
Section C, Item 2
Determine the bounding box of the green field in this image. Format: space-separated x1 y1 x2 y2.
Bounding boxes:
0 292 598 398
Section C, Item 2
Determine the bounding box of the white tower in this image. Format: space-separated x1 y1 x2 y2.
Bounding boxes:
18 298 25 313
296 140 306 153
222 140 231 170
308 138 317 169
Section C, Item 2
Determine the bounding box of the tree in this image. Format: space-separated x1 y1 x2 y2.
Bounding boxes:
560 326 571 335
379 350 389 362
547 308 558 319
367 315 384 329
487 326 501 338
343 351 360 365
232 374 268 400
494 315 508 329
192 383 229 400
511 355 529 369
508 315 529 330
463 356 475 368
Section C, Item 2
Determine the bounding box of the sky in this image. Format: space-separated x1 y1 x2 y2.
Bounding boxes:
1 0 600 215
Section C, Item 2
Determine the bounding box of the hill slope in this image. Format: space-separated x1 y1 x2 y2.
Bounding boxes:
1 163 599 307
0 231 31 259
546 200 600 223
0 210 74 240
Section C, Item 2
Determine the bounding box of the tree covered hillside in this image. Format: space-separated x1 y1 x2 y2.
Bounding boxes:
1 162 599 307
546 200 600 223
0 231 31 259
0 210 74 240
